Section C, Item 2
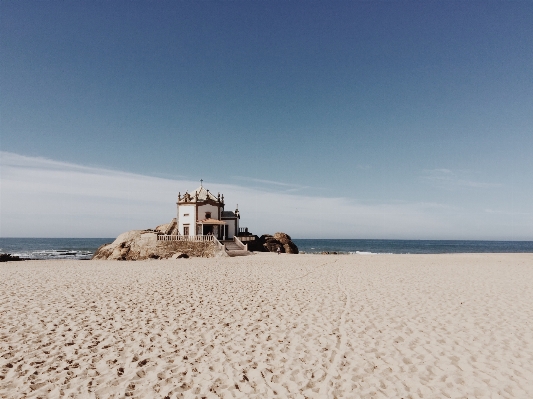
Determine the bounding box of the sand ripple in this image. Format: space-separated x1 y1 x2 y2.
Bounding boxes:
1 254 532 398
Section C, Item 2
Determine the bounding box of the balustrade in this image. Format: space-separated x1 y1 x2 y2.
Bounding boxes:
234 236 248 251
156 235 215 242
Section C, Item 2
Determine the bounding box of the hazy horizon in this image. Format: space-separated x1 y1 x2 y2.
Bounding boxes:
2 151 531 240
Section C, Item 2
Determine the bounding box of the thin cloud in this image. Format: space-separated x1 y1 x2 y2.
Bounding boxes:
422 169 501 189
1 152 530 239
484 208 531 216
231 175 313 192
232 176 295 187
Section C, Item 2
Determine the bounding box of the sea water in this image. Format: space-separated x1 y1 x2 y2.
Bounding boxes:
0 238 114 260
1 237 532 259
293 239 533 254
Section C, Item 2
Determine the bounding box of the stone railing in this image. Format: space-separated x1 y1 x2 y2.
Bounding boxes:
234 236 248 251
157 235 215 242
238 236 256 242
164 218 178 235
213 236 225 251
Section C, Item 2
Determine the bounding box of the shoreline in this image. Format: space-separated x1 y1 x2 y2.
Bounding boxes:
2 251 533 262
1 254 532 397
3 238 533 261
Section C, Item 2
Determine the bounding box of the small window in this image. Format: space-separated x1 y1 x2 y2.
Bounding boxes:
183 225 189 236
183 213 189 217
205 212 211 219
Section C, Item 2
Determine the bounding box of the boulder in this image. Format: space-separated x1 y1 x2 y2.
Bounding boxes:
154 223 170 234
258 232 298 254
0 253 24 262
171 253 189 259
92 228 217 260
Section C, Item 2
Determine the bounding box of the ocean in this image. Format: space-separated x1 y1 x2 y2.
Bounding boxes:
1 237 532 260
0 238 114 260
293 239 533 254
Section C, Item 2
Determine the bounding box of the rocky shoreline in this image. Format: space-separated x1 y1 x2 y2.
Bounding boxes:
0 253 24 262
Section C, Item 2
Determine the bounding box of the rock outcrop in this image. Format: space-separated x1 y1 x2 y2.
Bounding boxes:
258 232 299 254
154 218 178 235
91 224 298 260
92 230 218 260
0 253 24 262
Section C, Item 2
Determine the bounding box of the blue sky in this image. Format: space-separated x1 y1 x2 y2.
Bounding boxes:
1 1 532 239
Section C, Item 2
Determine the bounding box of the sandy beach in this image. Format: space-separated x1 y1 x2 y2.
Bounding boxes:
1 253 532 398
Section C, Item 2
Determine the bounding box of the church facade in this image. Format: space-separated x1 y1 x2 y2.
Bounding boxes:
177 185 240 239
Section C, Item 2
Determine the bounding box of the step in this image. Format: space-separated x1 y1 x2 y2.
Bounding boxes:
226 250 251 257
220 240 250 256
221 241 242 249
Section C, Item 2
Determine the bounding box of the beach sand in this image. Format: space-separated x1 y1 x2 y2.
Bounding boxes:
1 253 532 398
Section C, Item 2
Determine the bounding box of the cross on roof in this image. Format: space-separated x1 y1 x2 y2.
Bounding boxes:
200 179 203 187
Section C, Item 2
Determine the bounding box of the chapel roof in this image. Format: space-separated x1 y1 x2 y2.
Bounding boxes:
179 186 221 204
191 186 218 201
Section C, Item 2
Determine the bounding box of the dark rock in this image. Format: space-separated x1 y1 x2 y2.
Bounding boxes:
258 232 298 254
0 253 24 262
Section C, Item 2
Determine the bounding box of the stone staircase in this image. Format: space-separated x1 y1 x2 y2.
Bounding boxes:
164 218 178 235
221 239 250 257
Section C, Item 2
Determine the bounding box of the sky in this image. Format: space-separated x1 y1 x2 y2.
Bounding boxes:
1 1 532 239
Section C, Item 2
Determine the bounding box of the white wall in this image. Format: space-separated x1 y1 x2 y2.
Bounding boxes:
221 217 239 238
226 221 235 239
178 203 196 235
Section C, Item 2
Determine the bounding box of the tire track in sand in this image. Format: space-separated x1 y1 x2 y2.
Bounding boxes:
319 269 350 398
291 259 338 280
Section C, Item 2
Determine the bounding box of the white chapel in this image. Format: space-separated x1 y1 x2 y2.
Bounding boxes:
177 184 241 240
